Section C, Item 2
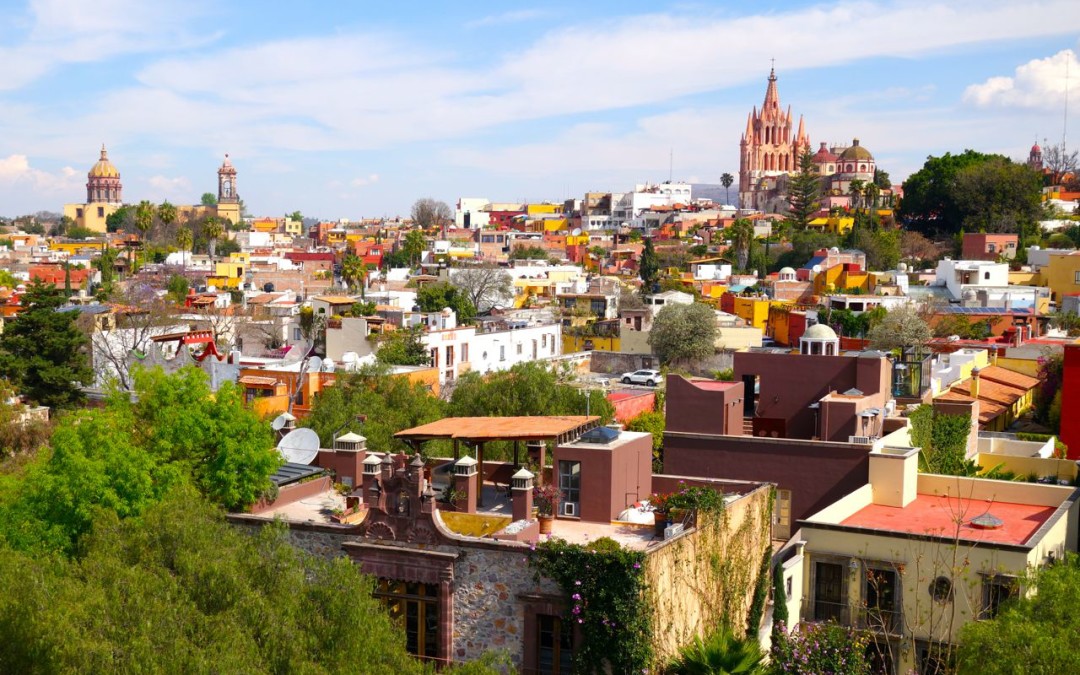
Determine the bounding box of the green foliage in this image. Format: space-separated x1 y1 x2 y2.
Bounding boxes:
900 150 1042 235
416 281 476 324
771 562 789 637
0 279 92 408
402 229 426 265
0 488 425 674
639 237 660 293
531 536 651 673
303 363 445 453
745 549 771 639
666 484 727 513
509 244 549 260
770 621 871 675
66 225 97 240
649 302 717 366
713 368 735 381
845 228 900 270
958 554 1080 674
165 274 189 303
727 219 755 271
786 150 821 231
376 326 431 366
450 361 614 422
627 410 664 455
668 626 767 675
105 205 131 233
200 192 217 206
1035 353 1064 426
0 394 52 459
909 405 976 476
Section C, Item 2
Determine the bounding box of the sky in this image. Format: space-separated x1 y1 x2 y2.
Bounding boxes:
0 0 1079 220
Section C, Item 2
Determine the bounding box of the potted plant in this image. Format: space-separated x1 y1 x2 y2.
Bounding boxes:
533 483 561 534
649 492 672 536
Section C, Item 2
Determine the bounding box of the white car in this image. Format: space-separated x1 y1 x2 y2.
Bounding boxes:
620 369 661 386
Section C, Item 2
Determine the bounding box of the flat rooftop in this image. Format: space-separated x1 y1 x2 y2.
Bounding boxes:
841 494 1057 546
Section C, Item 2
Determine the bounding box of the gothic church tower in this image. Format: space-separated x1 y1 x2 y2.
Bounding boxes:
738 68 810 210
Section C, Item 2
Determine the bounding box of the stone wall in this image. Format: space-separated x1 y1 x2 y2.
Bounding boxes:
227 515 356 560
644 484 773 662
450 544 560 665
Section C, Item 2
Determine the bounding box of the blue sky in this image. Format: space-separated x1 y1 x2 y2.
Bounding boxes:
1 0 1078 220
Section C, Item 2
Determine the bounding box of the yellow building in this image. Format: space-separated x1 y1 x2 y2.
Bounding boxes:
526 203 560 216
64 145 124 233
1039 250 1080 302
800 442 1077 675
65 149 241 234
731 296 788 330
207 253 250 289
813 262 876 295
807 215 855 234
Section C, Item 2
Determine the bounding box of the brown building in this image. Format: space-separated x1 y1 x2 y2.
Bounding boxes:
961 232 1018 261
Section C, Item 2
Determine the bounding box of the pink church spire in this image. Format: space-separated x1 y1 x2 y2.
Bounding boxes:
762 67 780 113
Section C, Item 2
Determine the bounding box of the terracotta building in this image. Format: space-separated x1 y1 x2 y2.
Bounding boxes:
739 68 811 211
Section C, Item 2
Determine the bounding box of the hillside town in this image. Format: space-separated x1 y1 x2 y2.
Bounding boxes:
3 48 1080 675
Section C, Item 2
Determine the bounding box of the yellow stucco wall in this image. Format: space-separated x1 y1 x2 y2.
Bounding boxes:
563 334 620 353
64 202 121 233
1044 253 1080 301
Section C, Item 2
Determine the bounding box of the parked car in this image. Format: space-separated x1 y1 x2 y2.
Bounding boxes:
620 369 661 386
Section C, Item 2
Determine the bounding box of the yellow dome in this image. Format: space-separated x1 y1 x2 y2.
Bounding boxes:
89 145 120 179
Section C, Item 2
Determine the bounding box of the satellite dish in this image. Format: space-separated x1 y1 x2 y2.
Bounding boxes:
571 227 582 237
307 356 323 373
277 428 320 465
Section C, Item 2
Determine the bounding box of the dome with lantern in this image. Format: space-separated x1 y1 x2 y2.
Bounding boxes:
86 144 123 204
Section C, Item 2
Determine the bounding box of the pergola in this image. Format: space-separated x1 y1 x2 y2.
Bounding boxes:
394 416 601 506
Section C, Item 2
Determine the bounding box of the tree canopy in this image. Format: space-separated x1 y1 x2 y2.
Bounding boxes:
416 281 477 324
899 150 1043 235
958 554 1080 674
303 364 445 454
649 302 717 366
639 238 660 294
449 362 614 423
410 198 452 230
0 279 92 408
450 265 512 313
786 150 821 230
376 326 431 367
867 305 931 352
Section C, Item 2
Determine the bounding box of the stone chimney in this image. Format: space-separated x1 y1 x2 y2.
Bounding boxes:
409 454 425 496
381 452 394 481
362 453 384 508
511 467 535 522
971 366 981 400
454 455 478 514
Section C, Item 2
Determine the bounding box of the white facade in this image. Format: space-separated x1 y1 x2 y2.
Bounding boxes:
610 182 693 228
455 197 491 229
934 259 1009 299
420 310 562 384
643 290 694 316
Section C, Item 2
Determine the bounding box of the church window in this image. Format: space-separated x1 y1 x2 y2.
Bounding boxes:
97 207 105 218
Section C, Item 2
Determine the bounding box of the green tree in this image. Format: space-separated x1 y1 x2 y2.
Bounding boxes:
899 150 997 234
166 274 190 303
156 200 177 238
105 205 131 233
202 216 225 261
402 229 426 266
909 404 978 475
873 168 891 190
958 554 1080 674
639 237 660 294
449 362 614 422
134 200 155 240
287 210 303 223
847 178 865 210
786 150 821 230
509 244 549 260
649 302 717 366
416 281 476 323
174 224 193 269
847 228 900 270
953 156 1043 234
341 254 367 294
727 219 755 271
376 326 431 367
303 363 445 453
721 172 735 206
0 488 429 674
0 280 92 408
200 192 217 206
667 626 766 674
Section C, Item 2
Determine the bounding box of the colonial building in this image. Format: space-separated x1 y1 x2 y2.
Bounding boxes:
64 145 124 233
739 68 811 212
64 149 242 233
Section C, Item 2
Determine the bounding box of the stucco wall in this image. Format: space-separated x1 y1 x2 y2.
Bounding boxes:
644 485 773 662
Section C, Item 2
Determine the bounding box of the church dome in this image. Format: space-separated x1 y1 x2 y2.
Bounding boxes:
802 323 838 341
1031 142 1041 153
89 145 120 179
812 142 838 163
839 139 874 161
219 153 236 175
779 266 796 276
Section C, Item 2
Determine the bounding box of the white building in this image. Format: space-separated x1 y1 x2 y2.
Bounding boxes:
610 182 693 229
456 198 491 229
643 290 694 316
934 259 1009 299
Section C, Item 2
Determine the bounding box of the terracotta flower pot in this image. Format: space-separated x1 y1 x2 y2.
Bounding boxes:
654 510 668 537
538 514 554 534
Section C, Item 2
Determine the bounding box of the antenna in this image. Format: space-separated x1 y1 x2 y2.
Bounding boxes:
277 428 320 465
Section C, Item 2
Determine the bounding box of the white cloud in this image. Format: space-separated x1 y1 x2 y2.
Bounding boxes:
466 9 550 29
351 174 380 187
964 49 1079 108
146 175 192 201
0 154 80 193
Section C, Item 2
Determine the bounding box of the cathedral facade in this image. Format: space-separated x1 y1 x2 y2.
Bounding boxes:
738 68 810 212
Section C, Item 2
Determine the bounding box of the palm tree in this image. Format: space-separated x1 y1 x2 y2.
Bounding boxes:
134 200 155 240
848 178 865 211
721 172 735 207
157 201 177 234
727 218 755 272
667 627 766 674
203 217 224 262
174 226 193 270
341 254 367 295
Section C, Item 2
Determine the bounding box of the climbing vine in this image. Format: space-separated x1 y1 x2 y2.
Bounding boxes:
531 536 652 673
745 548 772 638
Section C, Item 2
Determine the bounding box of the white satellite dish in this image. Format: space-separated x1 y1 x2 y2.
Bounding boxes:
571 227 582 237
307 356 323 374
277 428 321 465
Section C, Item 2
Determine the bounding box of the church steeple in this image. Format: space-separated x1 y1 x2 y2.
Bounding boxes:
763 66 780 113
